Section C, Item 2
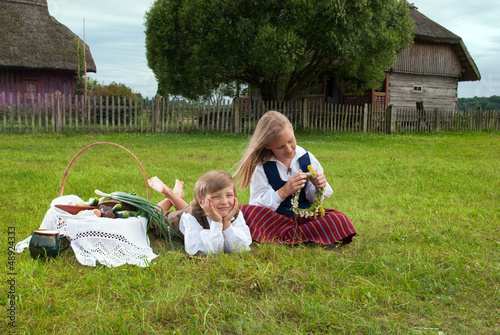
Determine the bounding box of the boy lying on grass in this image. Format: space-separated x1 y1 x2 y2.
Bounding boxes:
148 171 252 256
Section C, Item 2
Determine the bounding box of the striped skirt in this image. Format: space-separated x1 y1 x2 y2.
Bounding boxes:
239 205 356 245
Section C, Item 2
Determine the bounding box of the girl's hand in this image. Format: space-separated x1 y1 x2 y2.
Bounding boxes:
200 199 223 223
310 172 327 189
280 172 307 198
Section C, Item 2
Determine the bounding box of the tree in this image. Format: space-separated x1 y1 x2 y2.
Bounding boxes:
84 79 142 124
202 82 249 105
458 96 500 110
145 0 414 101
87 79 142 100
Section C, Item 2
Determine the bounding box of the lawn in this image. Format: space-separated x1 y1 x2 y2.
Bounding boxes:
1 130 499 334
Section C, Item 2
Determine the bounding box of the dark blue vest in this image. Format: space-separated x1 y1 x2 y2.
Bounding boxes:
263 151 311 215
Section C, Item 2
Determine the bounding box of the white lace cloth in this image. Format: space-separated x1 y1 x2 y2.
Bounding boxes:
15 195 158 267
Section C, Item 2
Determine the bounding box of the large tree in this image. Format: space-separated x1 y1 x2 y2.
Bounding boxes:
145 0 414 101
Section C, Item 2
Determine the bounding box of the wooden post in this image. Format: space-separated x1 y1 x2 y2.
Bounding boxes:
130 97 134 131
416 101 424 132
385 104 394 134
302 99 309 129
151 95 154 132
1 92 5 131
99 96 103 131
145 97 149 132
117 95 121 132
234 98 240 134
16 93 21 132
476 106 483 131
55 91 62 133
9 92 13 131
154 95 162 132
363 103 368 133
111 96 116 130
105 96 109 131
433 109 440 132
81 94 85 128
134 96 138 131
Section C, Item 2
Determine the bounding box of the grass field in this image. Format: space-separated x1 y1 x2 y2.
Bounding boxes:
1 130 499 334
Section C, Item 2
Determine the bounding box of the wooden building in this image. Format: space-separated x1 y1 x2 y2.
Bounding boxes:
340 4 480 110
386 4 480 110
0 0 96 102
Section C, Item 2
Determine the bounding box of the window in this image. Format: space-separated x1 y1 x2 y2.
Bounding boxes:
26 81 36 96
413 85 423 92
26 81 37 102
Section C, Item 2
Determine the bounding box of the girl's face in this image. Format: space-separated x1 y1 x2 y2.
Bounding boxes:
200 185 236 218
266 127 296 164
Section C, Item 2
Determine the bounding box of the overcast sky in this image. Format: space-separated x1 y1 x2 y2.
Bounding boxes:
47 0 499 98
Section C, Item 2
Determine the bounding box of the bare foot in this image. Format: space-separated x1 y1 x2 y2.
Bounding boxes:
148 176 169 195
173 179 185 199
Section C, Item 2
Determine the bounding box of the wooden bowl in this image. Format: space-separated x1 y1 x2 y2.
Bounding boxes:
55 204 97 215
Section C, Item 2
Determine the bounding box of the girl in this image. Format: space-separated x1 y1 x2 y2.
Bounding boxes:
148 171 252 255
234 111 356 245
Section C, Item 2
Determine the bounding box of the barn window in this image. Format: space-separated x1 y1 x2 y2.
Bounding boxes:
26 81 37 102
413 85 423 92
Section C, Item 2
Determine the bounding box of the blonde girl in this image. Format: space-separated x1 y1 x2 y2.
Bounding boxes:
234 111 356 245
148 171 252 255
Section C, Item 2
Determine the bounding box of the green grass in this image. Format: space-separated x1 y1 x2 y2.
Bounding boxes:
1 131 499 334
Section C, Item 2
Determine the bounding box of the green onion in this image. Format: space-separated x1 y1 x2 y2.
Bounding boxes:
95 190 182 249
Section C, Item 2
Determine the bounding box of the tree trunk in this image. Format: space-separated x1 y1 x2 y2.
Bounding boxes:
259 81 279 101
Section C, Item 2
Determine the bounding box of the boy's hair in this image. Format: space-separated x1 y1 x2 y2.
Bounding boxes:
233 111 293 189
193 170 237 200
190 170 238 216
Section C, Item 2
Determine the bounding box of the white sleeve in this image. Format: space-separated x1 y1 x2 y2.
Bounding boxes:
222 213 252 253
303 151 333 202
179 213 224 255
249 164 285 211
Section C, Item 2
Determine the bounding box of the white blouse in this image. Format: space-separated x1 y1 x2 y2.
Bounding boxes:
179 211 252 255
249 146 333 212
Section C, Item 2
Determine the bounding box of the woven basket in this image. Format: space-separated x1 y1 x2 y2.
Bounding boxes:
58 142 150 200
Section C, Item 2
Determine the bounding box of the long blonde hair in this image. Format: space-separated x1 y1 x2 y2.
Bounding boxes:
190 170 238 215
233 111 293 189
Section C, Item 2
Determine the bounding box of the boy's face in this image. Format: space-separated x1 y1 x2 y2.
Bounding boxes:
200 185 236 218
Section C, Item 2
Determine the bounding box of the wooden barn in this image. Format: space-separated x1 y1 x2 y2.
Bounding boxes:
340 4 481 110
0 0 96 102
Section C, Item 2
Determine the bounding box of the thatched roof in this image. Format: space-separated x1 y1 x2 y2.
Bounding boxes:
408 4 480 82
0 0 96 73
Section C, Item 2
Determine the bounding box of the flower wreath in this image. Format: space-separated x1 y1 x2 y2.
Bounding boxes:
291 165 326 218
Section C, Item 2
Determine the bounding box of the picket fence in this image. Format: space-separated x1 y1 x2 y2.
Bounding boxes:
1 92 499 134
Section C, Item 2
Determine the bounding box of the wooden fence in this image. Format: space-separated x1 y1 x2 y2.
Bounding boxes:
1 92 499 134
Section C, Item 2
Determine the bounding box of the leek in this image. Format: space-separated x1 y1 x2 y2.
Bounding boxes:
95 190 181 249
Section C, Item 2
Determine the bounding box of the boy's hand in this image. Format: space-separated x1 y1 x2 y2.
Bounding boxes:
200 199 223 223
222 198 238 230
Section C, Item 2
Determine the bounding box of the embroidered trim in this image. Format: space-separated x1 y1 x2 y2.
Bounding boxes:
74 231 135 247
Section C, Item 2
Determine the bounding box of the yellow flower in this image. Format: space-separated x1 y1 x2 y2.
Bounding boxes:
307 165 317 176
291 165 325 217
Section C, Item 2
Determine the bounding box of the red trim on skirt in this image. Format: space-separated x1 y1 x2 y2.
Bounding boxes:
239 204 356 245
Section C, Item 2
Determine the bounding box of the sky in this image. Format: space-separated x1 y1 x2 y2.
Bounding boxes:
47 0 499 98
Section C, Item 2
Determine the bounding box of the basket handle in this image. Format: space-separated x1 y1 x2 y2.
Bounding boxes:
58 142 150 200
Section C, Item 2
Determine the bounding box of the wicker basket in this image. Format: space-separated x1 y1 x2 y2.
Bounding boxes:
58 142 150 200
